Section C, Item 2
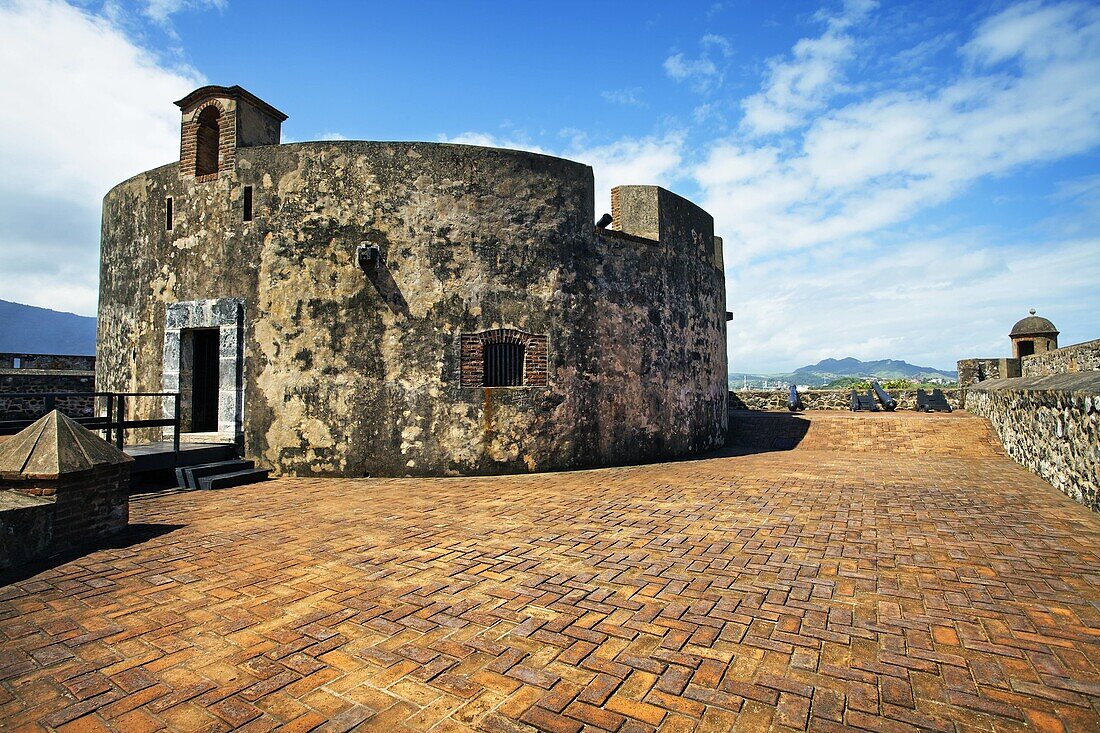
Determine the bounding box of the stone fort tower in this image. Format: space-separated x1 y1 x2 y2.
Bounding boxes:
97 85 728 477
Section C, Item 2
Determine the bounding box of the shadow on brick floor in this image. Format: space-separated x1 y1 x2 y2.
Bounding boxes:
720 411 812 455
0 522 185 586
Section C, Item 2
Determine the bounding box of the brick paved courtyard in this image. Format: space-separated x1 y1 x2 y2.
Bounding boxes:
2 412 1099 732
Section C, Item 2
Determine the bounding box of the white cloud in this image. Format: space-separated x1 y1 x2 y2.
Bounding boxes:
320 131 348 141
700 34 733 57
664 54 719 86
664 34 734 93
740 0 876 136
709 0 1100 370
700 0 1100 266
0 0 202 314
601 88 647 108
727 234 1100 372
963 0 1097 66
141 0 225 25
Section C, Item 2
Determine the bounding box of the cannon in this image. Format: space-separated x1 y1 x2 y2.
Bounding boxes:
871 381 897 411
787 384 803 412
850 390 878 411
930 388 952 412
916 388 953 412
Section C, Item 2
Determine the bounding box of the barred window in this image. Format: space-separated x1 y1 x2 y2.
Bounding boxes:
460 329 548 388
483 342 524 387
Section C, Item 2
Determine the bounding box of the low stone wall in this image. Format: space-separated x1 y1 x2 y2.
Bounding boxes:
1022 339 1100 377
729 388 961 411
0 353 95 370
965 373 1100 511
0 372 95 420
957 357 1020 387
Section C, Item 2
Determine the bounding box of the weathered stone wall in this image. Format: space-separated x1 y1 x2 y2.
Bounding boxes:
0 372 95 420
957 357 1020 386
0 354 97 421
965 373 1100 511
591 229 726 462
1021 339 1100 377
729 388 961 411
0 354 95 370
98 142 726 476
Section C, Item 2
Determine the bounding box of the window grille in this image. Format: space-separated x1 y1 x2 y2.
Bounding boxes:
483 342 524 387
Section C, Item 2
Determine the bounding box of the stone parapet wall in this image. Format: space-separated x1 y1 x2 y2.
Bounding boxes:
957 358 1020 386
0 373 95 421
1022 339 1100 377
0 354 95 370
965 373 1100 511
729 388 961 411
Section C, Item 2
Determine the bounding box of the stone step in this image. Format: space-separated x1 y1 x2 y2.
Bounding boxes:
176 460 254 489
197 468 270 491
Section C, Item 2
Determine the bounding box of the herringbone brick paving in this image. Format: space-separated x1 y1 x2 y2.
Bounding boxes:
2 412 1099 732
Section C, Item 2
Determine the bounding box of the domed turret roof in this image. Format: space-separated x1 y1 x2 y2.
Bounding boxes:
1010 310 1058 337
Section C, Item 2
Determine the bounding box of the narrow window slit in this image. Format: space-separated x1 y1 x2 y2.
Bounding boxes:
165 197 173 231
243 185 253 222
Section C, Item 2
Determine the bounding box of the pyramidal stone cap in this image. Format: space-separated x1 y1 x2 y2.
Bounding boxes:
0 410 132 480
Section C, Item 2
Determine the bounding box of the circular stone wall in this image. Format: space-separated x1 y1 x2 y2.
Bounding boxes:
99 142 604 476
99 141 727 477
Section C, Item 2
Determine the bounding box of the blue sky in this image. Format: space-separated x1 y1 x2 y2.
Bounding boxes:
0 0 1097 372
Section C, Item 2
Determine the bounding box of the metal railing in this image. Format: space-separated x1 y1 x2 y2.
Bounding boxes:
0 391 181 458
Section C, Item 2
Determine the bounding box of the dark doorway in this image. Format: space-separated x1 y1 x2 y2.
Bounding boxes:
195 106 221 176
191 329 220 432
1018 340 1035 357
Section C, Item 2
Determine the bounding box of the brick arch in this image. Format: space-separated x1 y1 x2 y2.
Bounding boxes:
479 328 532 346
191 98 227 125
459 328 549 387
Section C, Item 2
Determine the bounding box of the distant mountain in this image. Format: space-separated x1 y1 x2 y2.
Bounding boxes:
0 300 96 355
792 357 956 381
730 357 957 388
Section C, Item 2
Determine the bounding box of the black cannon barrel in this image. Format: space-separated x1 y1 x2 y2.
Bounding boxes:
871 381 897 411
788 383 803 411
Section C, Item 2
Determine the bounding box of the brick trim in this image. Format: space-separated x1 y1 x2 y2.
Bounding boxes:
459 329 548 388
